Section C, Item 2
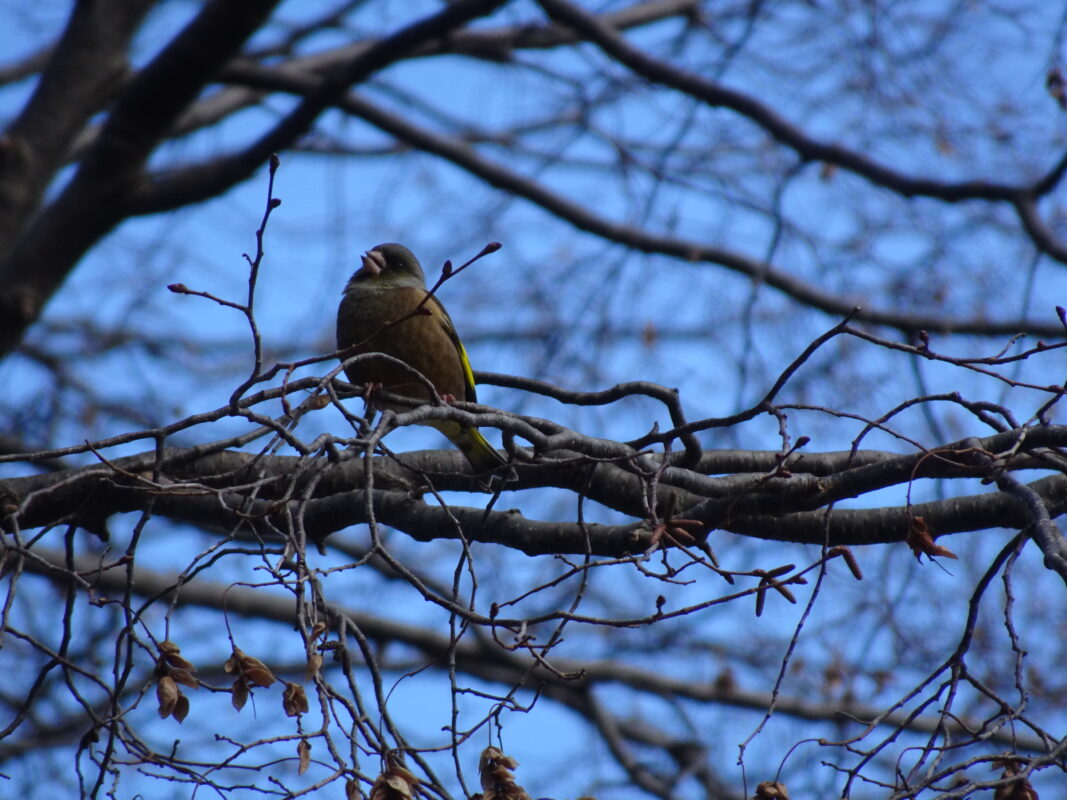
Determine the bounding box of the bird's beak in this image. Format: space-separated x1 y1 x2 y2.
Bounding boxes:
358 249 387 277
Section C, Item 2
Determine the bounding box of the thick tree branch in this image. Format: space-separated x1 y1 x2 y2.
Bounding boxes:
4 425 1066 556
122 0 510 216
63 1 700 165
0 0 282 357
0 1 154 252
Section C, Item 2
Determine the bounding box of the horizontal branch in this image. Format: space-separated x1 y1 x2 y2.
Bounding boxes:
4 426 1066 556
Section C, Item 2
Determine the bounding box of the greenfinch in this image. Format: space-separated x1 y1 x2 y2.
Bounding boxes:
336 243 508 480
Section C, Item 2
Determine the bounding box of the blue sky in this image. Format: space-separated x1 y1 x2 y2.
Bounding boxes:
1 2 1066 798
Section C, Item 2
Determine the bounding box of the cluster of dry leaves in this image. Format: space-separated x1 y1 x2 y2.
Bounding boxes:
154 640 309 722
364 746 792 800
991 759 1041 800
151 635 1039 799
153 639 313 770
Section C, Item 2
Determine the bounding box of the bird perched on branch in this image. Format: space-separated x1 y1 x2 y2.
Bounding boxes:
336 242 509 482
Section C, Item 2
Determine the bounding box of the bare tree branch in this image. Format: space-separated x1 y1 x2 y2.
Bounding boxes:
0 0 281 355
18 546 1055 756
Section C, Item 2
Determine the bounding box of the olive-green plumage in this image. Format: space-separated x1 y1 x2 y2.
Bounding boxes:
337 243 508 480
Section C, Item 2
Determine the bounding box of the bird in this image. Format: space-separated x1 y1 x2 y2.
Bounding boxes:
336 242 509 483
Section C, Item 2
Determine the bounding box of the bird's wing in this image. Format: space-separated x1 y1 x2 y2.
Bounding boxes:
427 292 478 404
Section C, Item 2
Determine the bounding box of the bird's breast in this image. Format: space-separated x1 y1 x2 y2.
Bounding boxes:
337 287 467 405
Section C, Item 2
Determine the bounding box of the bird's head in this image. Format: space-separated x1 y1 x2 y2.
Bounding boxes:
350 243 426 290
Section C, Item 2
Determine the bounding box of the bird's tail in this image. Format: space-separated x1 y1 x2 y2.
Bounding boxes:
430 420 513 487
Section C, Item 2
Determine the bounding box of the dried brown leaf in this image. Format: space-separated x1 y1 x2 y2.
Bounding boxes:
244 663 276 688
169 668 198 690
226 647 276 687
156 675 179 719
297 739 311 776
232 677 249 711
223 649 240 674
283 682 309 717
906 516 957 562
159 640 196 672
752 781 790 800
172 693 190 724
478 746 531 800
993 758 1039 800
369 762 419 800
994 777 1039 800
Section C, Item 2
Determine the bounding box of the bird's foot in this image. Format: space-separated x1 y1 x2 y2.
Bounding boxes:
362 381 383 403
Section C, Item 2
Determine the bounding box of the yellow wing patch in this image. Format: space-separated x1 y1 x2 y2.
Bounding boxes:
428 293 478 403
